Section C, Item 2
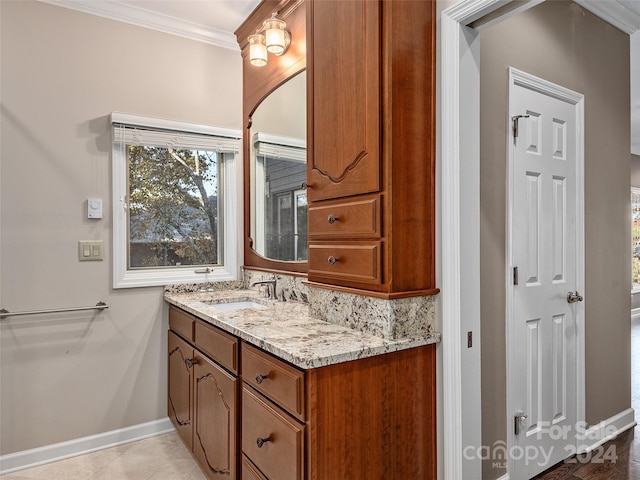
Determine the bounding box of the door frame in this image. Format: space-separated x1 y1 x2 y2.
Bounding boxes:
439 1 638 478
505 67 585 476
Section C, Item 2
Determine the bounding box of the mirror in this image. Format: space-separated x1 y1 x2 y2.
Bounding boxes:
249 71 307 262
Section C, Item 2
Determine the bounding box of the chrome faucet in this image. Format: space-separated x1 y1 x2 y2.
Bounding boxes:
250 279 277 300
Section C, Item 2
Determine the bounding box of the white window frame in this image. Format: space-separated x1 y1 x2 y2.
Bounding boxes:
111 112 242 288
251 132 306 258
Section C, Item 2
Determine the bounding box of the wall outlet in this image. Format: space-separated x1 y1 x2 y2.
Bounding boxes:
79 240 103 261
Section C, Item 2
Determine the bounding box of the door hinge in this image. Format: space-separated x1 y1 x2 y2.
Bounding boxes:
513 266 519 285
512 114 530 141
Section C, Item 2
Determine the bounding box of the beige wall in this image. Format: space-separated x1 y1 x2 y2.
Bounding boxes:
480 2 631 479
0 1 242 454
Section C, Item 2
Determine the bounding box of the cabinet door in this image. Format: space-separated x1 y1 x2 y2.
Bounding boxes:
308 0 380 201
193 353 239 480
168 331 194 450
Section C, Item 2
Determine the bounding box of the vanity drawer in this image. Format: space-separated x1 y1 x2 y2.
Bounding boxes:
308 195 381 238
195 320 238 374
241 343 305 420
242 455 268 480
242 387 304 480
169 306 194 342
308 242 382 285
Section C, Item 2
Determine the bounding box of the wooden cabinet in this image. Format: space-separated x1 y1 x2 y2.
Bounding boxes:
168 306 239 480
242 387 305 480
307 0 437 297
241 344 305 480
242 343 305 420
306 345 437 479
307 195 381 238
193 354 238 479
242 456 268 480
240 339 436 480
168 330 194 450
169 305 437 480
307 0 380 201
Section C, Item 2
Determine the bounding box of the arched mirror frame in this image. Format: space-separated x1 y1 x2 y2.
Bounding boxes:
236 0 307 274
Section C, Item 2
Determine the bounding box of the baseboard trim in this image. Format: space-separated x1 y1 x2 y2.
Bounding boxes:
577 407 637 454
0 418 175 475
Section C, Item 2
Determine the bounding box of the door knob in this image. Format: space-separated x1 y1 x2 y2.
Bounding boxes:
567 291 584 304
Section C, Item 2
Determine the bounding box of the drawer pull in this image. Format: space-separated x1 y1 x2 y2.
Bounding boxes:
327 256 339 265
256 435 271 448
255 373 270 384
185 358 197 369
327 214 339 224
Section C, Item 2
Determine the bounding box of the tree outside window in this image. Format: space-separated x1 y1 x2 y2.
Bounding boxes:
128 145 220 268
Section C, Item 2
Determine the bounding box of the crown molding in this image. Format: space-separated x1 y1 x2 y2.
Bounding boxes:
38 0 240 50
574 0 640 35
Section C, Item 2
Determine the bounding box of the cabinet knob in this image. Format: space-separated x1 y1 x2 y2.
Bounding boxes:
327 214 339 224
327 256 339 265
256 436 271 448
255 373 269 384
185 358 197 369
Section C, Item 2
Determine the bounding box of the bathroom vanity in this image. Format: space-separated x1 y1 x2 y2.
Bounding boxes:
165 286 438 480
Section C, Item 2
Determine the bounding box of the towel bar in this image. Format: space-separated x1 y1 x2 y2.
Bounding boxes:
0 302 108 319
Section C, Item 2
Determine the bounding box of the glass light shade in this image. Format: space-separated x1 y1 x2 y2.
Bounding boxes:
263 16 287 55
248 34 267 66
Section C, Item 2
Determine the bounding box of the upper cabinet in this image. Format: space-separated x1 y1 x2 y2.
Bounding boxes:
237 0 437 297
236 0 307 274
306 0 437 297
307 0 380 201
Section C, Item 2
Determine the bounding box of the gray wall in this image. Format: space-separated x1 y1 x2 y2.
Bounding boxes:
631 154 640 186
480 2 631 478
0 1 242 454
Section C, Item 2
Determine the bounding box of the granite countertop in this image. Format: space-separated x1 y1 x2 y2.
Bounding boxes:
164 289 440 369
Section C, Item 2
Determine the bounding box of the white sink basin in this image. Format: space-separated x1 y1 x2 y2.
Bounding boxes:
211 301 266 312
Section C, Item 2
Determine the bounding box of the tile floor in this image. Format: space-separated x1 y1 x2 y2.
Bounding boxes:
3 318 640 480
1 432 205 480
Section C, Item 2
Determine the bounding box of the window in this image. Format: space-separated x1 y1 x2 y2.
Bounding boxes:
252 133 307 261
111 113 241 288
633 188 640 291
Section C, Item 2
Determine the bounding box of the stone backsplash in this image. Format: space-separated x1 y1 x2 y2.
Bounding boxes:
167 269 437 341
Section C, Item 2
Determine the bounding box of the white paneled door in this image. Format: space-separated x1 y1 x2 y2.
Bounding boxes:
507 69 584 479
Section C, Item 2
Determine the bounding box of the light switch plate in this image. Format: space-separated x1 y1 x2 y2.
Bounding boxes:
78 240 103 261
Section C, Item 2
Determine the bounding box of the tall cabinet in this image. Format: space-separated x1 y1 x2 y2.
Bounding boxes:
307 0 437 297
